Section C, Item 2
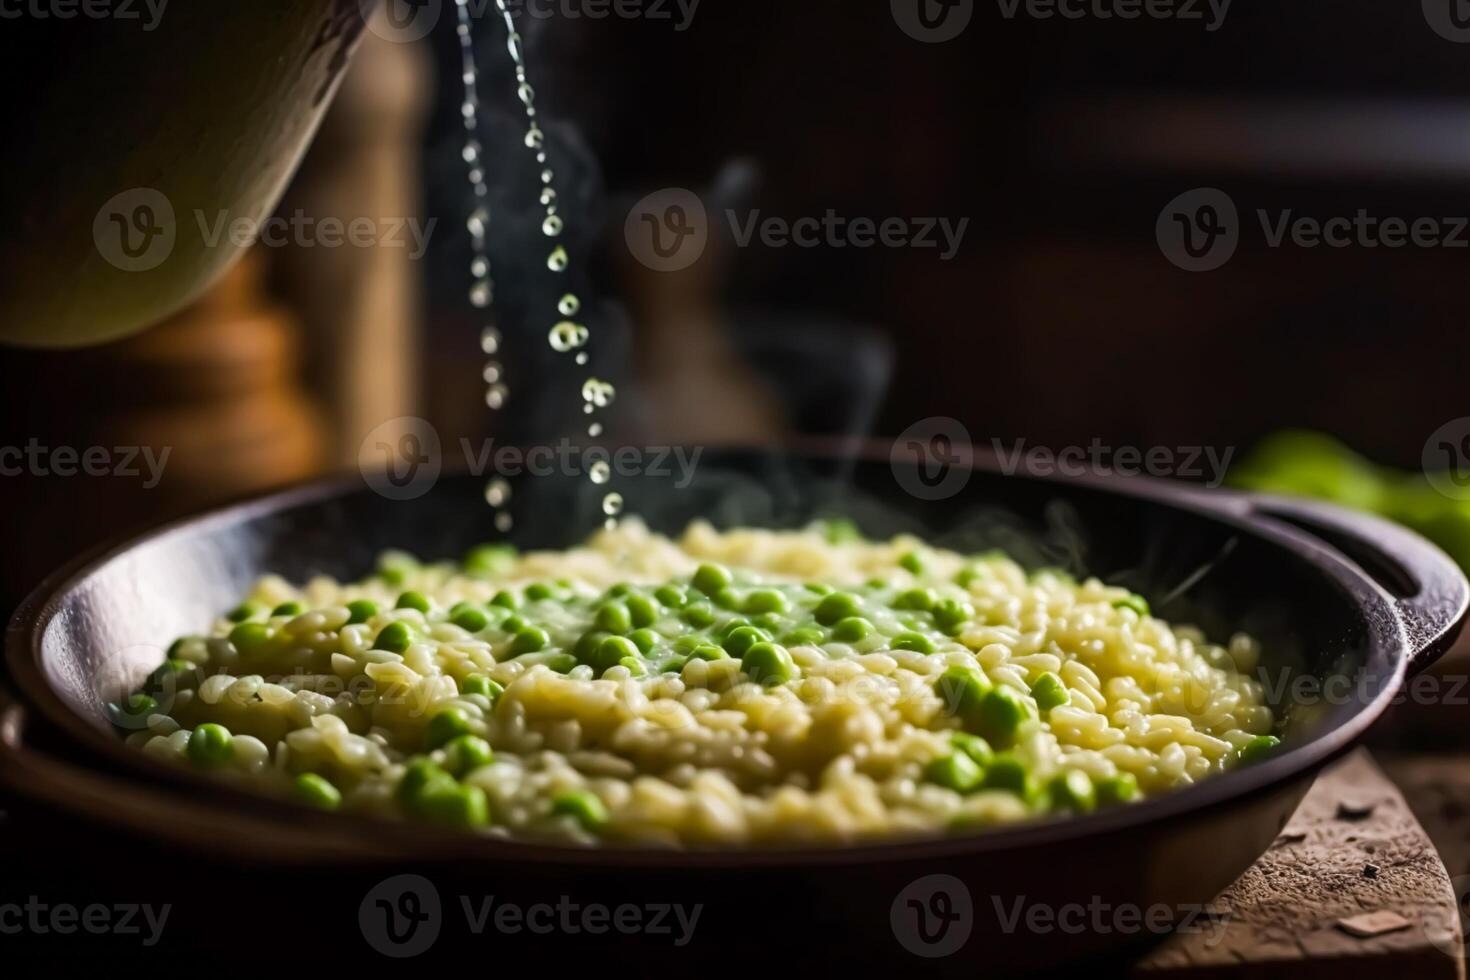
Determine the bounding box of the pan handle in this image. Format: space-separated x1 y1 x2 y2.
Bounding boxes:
1239 494 1469 675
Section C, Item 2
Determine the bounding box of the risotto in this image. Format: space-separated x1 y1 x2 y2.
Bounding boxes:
114 520 1280 847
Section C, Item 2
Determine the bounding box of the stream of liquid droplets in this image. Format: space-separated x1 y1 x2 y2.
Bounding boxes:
456 0 621 533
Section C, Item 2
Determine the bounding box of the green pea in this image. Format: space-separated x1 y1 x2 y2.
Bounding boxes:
654 584 688 609
445 734 495 775
146 659 191 691
1030 672 1069 713
226 601 266 623
814 592 862 626
373 622 414 654
1112 594 1151 618
378 551 419 587
933 598 975 635
594 601 633 634
1096 772 1139 807
1046 770 1097 814
865 577 890 591
741 642 796 686
187 723 233 767
954 567 981 588
723 625 771 657
626 594 660 629
396 591 432 614
684 643 728 662
983 754 1033 797
461 675 504 701
894 587 937 612
628 628 661 654
425 708 473 750
575 630 612 663
681 602 716 629
418 782 491 828
975 686 1033 745
271 601 305 618
292 773 342 810
542 653 578 674
525 583 556 602
346 599 379 625
821 518 863 544
899 551 926 575
950 732 994 767
166 636 189 658
1240 735 1282 764
892 632 935 654
228 622 272 652
751 612 784 632
397 758 451 802
551 789 609 831
803 582 833 596
511 627 550 655
742 589 789 616
607 583 634 598
672 635 709 655
594 636 641 675
925 751 983 793
463 543 517 578
831 617 874 643
782 627 828 647
490 590 520 610
620 657 649 678
449 604 490 633
109 693 157 726
935 665 991 721
712 588 742 610
692 563 733 596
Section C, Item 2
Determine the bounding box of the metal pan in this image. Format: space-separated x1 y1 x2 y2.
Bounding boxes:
4 450 1465 970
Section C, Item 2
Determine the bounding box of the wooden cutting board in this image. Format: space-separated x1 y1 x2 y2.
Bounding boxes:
1136 749 1464 979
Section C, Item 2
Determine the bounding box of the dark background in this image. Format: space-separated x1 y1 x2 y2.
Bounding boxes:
1 0 1467 611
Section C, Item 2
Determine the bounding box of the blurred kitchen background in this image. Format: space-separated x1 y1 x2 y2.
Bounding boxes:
0 0 1466 618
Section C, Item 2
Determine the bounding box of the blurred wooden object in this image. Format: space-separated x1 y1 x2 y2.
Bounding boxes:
1138 750 1463 979
82 251 327 504
273 26 433 468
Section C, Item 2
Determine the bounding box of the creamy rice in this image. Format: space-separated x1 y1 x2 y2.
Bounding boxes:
116 520 1279 847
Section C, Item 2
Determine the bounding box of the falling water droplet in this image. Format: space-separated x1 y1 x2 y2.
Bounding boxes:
483 362 502 384
480 328 501 355
496 512 514 532
581 378 616 408
588 422 603 438
471 256 489 279
542 214 564 237
506 30 523 63
540 187 558 207
558 294 581 317
590 461 611 485
470 281 492 308
462 140 481 163
547 246 569 272
485 478 512 507
575 352 589 366
467 207 489 237
525 126 545 150
517 82 535 106
486 384 509 409
541 169 554 184
548 321 589 352
602 493 624 517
